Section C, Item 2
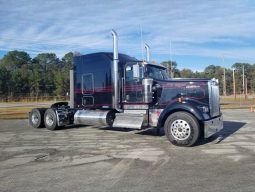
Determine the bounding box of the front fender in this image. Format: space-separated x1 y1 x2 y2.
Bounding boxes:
157 102 205 127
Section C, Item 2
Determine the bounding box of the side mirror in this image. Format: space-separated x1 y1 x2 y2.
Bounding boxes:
133 64 140 79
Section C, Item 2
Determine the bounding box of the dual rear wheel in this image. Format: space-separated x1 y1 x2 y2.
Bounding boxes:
29 108 58 130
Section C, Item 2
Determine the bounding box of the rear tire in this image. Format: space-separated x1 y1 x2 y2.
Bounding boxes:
44 109 58 130
29 108 45 128
164 112 200 147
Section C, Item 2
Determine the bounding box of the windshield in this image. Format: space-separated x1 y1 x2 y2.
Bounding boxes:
145 65 169 80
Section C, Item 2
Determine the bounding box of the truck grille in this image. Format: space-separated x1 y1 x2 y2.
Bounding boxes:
208 80 220 117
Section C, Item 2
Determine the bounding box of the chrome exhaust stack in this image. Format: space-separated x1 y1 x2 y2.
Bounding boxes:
69 70 74 108
145 43 150 62
111 30 121 111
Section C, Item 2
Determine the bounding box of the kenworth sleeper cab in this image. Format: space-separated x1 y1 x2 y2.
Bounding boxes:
29 30 223 146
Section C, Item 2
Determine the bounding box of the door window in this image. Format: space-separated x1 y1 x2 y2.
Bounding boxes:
124 64 144 102
82 73 94 94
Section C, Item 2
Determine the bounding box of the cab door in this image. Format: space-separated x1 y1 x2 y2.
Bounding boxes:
81 73 94 106
123 63 144 104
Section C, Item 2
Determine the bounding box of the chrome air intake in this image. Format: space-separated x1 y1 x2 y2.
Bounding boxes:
143 78 153 103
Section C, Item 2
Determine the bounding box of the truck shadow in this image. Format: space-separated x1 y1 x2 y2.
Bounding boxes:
197 121 246 145
55 121 246 146
54 124 90 130
136 120 246 146
99 127 141 132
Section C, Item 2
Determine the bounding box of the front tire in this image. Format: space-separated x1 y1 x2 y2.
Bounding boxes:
44 109 58 130
164 112 200 147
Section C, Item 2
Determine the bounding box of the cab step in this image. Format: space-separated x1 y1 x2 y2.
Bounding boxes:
113 113 144 129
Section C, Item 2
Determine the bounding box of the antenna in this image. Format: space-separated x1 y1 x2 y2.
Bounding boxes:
140 24 144 61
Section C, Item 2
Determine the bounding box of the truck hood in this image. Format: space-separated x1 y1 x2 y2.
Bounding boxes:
154 79 210 107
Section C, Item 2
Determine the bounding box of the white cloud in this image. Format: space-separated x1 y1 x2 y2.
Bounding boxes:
0 0 255 63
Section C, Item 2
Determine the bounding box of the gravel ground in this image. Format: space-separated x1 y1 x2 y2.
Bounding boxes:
0 109 255 192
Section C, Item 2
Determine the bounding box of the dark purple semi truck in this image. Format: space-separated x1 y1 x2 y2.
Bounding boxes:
29 30 223 146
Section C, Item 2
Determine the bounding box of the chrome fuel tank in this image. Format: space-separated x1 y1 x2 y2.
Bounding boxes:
74 110 115 126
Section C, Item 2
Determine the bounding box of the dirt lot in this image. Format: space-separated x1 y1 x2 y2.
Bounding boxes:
0 109 255 192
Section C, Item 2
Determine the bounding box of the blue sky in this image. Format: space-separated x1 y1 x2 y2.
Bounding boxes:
1 0 255 71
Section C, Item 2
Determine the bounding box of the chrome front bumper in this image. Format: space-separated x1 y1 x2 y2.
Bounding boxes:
204 114 223 138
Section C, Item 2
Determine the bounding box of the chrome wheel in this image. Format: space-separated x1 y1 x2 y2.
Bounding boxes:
31 113 39 125
164 112 200 146
170 119 191 140
44 108 58 130
45 113 54 127
29 108 45 128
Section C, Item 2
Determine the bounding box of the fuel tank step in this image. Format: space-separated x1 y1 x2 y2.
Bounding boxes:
112 113 144 129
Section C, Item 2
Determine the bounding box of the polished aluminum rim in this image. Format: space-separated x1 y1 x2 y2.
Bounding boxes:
46 113 54 126
31 113 39 124
170 119 191 140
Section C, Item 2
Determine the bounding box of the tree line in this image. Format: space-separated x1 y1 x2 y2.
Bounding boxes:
162 61 255 96
0 50 73 100
0 50 255 101
161 61 255 95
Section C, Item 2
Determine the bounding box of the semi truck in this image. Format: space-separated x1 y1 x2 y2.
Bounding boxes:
29 30 223 146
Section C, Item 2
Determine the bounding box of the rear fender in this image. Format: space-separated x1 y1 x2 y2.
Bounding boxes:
51 102 69 108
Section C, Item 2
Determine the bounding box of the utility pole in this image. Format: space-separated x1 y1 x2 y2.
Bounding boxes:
169 41 173 78
242 65 245 98
222 55 226 96
233 68 236 99
223 67 226 96
245 78 248 100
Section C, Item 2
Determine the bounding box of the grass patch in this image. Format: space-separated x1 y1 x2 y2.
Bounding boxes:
0 107 36 119
221 97 255 109
0 97 255 119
